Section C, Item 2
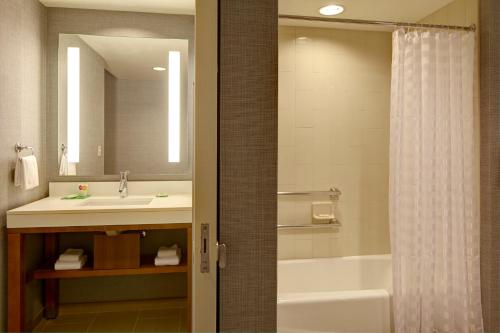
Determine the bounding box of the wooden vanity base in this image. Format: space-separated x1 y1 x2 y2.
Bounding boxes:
7 223 192 333
7 233 25 333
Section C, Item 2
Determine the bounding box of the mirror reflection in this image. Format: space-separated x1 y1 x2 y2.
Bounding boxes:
58 34 190 176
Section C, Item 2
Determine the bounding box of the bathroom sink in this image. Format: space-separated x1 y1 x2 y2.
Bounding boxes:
82 198 154 206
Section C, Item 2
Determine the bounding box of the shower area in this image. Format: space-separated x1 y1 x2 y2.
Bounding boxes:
277 23 393 333
276 1 481 333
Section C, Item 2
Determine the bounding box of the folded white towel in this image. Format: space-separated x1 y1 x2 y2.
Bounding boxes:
55 255 87 270
59 249 84 262
155 249 182 266
14 155 39 190
157 244 179 258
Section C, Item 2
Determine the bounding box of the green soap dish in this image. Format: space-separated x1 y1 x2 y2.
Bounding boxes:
156 193 169 198
61 194 91 200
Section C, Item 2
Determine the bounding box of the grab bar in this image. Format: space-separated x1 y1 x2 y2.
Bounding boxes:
278 188 342 197
278 221 341 229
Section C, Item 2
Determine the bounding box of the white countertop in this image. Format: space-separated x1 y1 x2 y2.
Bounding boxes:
7 194 192 215
7 181 192 229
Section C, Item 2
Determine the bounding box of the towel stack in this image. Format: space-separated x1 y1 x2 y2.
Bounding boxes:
54 249 87 270
155 244 182 266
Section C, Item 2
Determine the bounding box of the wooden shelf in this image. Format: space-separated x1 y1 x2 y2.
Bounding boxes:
9 223 191 235
33 255 187 280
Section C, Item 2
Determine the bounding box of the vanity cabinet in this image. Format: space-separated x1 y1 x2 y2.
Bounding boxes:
7 223 192 333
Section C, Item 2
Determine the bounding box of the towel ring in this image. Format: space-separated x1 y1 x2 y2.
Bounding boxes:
15 143 35 155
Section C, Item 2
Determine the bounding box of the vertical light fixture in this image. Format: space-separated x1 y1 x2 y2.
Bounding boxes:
67 47 80 163
168 51 181 163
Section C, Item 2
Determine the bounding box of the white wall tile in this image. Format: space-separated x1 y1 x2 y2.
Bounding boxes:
278 197 297 225
279 71 295 110
279 29 296 72
360 164 389 204
294 239 313 259
312 109 333 189
278 26 393 259
295 128 313 164
295 37 314 74
312 229 337 258
279 107 295 146
278 231 296 260
295 91 314 128
295 198 313 225
331 236 342 257
278 147 296 185
361 129 389 165
295 163 313 190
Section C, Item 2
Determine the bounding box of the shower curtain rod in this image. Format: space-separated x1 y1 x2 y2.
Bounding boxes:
279 14 476 32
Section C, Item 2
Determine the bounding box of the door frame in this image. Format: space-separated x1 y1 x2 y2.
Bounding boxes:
193 0 218 331
193 0 278 331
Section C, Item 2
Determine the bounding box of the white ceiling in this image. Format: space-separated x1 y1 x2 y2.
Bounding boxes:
40 0 455 24
76 35 188 80
39 0 195 15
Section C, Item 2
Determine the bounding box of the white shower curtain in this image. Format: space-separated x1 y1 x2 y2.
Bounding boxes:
390 30 482 333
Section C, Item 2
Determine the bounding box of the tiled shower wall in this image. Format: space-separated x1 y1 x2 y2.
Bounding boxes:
277 27 392 260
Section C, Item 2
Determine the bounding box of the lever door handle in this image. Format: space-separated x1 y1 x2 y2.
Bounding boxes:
217 242 227 269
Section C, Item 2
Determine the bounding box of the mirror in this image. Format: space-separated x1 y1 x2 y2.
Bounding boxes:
57 34 191 176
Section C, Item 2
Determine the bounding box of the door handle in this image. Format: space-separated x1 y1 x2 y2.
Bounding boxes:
217 242 227 269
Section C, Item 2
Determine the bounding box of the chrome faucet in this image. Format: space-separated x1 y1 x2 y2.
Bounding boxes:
119 171 130 198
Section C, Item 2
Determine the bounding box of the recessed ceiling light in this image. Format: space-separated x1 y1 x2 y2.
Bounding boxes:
318 4 344 16
153 66 166 71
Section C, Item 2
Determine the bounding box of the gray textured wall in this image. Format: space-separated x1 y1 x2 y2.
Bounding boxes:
219 0 278 331
480 1 500 332
0 0 48 329
104 79 173 175
47 8 194 182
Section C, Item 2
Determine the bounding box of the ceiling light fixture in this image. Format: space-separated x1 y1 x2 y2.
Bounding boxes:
318 4 344 16
153 66 166 71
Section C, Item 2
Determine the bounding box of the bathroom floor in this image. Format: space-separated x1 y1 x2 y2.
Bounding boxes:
34 298 188 332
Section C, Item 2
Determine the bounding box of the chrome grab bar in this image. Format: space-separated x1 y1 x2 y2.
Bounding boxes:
278 221 341 229
277 188 342 229
278 187 342 197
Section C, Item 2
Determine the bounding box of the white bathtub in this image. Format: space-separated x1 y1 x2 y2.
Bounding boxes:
278 255 392 333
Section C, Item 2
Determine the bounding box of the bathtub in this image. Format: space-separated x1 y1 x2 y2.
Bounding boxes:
278 255 392 333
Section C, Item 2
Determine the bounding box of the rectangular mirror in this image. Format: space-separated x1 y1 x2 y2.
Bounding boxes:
57 34 191 176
